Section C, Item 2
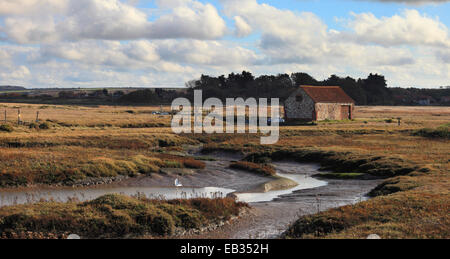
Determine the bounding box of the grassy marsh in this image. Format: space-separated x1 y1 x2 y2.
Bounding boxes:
0 104 448 238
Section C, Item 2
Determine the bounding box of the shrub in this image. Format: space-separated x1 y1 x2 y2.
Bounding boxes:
284 215 347 238
149 214 175 236
28 123 39 129
87 194 140 210
158 139 175 147
0 124 13 132
413 127 450 139
39 122 51 130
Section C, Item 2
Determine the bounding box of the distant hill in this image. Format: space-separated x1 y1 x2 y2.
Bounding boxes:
0 85 26 91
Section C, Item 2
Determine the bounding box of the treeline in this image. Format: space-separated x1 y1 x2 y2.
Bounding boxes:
183 71 449 105
118 88 183 104
183 71 391 105
1 73 448 106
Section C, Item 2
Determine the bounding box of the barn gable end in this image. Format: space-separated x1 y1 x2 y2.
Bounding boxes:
284 87 315 120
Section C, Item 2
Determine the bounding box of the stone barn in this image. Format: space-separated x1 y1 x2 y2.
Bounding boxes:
284 86 355 121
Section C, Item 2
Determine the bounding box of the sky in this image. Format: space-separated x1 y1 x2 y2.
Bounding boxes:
0 0 450 88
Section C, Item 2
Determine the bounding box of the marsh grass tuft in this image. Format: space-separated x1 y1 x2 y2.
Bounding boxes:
0 194 247 239
229 161 276 176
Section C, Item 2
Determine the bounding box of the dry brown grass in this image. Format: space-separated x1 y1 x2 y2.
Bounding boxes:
195 106 450 239
229 161 276 176
0 103 448 238
0 194 247 238
0 103 173 128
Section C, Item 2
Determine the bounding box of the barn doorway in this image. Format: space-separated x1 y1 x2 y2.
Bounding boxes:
341 105 351 120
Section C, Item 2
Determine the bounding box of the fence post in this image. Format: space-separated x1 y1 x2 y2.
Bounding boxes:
4 110 6 123
17 109 21 125
36 111 40 123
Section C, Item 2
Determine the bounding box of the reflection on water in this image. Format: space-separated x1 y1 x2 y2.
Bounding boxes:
235 173 327 203
0 186 235 207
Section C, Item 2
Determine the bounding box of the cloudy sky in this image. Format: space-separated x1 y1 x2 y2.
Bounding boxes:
0 0 449 88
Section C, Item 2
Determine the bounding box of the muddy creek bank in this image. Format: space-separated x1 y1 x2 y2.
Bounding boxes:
181 160 383 239
0 155 326 207
0 154 381 240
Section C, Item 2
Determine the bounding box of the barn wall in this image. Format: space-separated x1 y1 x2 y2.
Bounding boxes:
284 88 315 120
315 103 354 121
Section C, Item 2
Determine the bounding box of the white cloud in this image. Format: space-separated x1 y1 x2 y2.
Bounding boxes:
31 38 263 72
0 0 67 16
0 0 226 43
221 0 330 64
3 16 59 44
155 40 262 66
34 40 192 73
1 0 450 88
10 66 31 78
0 65 31 85
219 0 450 87
221 0 416 67
234 16 252 37
0 48 12 68
147 2 226 39
436 49 450 63
344 9 450 47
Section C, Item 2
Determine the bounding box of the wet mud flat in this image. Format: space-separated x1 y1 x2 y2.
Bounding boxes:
116 159 275 193
181 161 383 239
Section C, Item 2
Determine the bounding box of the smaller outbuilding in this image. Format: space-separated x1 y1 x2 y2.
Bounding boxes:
284 85 355 121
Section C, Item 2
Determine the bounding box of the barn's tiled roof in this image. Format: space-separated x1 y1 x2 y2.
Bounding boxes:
300 86 355 103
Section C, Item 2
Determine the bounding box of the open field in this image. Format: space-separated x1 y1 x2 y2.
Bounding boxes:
0 103 174 128
0 104 448 238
